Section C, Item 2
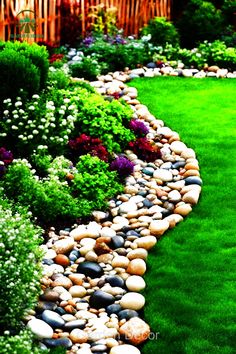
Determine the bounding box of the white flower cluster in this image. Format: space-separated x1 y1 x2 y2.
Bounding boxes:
1 91 79 149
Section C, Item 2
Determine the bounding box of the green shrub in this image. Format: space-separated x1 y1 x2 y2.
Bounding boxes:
1 159 81 226
221 0 236 23
0 330 46 354
48 67 70 89
141 17 180 48
177 0 225 47
4 41 49 89
1 155 123 224
70 56 101 80
78 38 153 72
0 49 40 104
31 146 53 177
68 79 96 93
0 199 43 333
220 25 236 47
198 40 236 69
71 154 123 212
74 93 134 153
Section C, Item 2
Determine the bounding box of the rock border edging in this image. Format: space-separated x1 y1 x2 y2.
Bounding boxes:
26 71 202 354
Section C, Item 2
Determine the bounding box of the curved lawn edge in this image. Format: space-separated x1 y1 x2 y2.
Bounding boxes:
26 73 202 354
130 76 236 354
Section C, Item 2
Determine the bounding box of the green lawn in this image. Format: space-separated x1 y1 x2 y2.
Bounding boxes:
130 77 236 354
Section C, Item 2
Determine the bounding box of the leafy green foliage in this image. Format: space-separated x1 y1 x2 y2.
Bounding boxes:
71 155 123 211
88 4 118 36
0 49 40 104
78 38 153 72
0 199 43 333
3 41 49 89
1 159 80 226
141 17 180 48
1 155 123 225
0 330 46 354
176 40 236 70
48 67 70 89
177 0 225 47
198 40 236 69
74 93 134 153
70 56 101 80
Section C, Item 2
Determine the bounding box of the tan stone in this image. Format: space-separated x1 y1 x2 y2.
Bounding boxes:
70 328 88 344
134 236 157 250
126 275 146 292
182 190 200 205
69 286 87 298
185 162 199 170
183 169 200 177
110 345 141 354
163 214 183 228
112 256 129 268
181 184 201 194
51 276 73 289
126 259 146 275
52 238 75 255
119 317 150 345
174 203 192 216
127 248 148 260
149 219 169 237
120 292 145 310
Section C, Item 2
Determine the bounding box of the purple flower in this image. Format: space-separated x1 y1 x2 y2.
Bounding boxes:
0 147 13 165
110 156 134 179
82 36 95 46
129 119 149 137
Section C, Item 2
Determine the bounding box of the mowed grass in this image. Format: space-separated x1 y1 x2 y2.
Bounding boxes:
129 77 236 354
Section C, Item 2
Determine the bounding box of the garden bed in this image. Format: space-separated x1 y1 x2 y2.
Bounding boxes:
0 42 203 354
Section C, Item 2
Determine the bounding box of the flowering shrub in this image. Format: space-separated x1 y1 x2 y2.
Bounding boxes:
49 53 65 64
129 119 149 137
0 329 47 354
69 134 109 162
0 200 43 333
69 56 103 80
110 156 134 179
0 89 79 156
48 67 70 89
129 137 161 162
0 147 13 176
77 36 154 72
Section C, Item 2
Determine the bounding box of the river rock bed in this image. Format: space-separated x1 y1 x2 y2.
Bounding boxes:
25 72 202 354
128 64 236 79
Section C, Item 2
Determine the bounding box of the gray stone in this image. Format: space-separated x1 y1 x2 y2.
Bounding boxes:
89 290 115 309
77 262 104 278
41 310 65 328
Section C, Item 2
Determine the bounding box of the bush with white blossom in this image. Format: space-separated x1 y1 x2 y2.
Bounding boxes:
0 200 43 333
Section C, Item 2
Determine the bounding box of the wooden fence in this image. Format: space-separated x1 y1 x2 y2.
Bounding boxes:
0 0 172 42
0 0 61 42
